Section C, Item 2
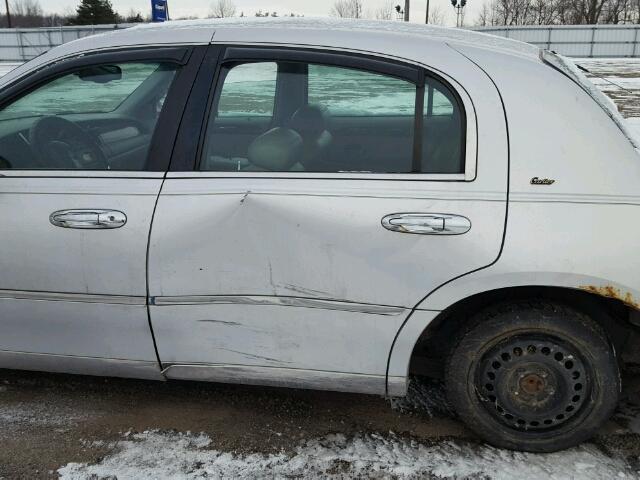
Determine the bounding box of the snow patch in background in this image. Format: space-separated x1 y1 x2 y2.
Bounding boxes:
58 429 636 480
547 52 640 149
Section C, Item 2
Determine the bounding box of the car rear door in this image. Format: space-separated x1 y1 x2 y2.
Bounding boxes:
148 44 508 394
0 47 204 378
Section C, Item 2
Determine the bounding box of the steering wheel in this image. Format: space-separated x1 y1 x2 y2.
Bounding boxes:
29 116 108 169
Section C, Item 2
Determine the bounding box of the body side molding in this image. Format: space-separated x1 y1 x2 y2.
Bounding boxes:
0 289 145 305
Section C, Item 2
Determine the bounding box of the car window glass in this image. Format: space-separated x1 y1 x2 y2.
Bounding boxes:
428 88 455 116
421 78 465 174
308 64 416 117
217 62 277 117
0 63 161 119
200 57 464 175
0 61 179 171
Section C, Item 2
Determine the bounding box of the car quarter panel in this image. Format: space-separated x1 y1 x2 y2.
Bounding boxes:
418 45 640 310
389 47 640 386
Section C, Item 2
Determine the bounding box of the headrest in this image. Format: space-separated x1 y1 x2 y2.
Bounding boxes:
247 127 303 171
289 104 330 139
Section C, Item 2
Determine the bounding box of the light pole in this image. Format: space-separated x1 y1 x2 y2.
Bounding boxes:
426 0 430 23
404 0 410 21
4 0 11 28
451 0 467 27
395 4 404 20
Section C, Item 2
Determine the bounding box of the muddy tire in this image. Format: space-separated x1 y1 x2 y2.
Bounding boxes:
445 301 620 452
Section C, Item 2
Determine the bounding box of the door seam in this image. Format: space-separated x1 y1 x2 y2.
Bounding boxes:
383 46 512 395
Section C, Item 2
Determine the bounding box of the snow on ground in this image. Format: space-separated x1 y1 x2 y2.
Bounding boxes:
0 401 86 430
52 375 640 479
58 429 635 480
575 58 640 138
577 58 640 120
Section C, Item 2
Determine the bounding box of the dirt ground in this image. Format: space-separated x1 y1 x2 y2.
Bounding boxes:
0 369 639 479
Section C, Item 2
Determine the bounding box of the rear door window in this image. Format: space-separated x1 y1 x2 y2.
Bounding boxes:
308 64 416 117
200 52 465 175
216 62 277 118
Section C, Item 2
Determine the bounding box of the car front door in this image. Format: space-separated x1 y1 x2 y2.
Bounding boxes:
148 45 508 394
0 47 203 378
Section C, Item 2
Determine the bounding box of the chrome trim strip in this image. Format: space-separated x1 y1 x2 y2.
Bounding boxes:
0 170 165 179
166 171 467 181
511 191 640 205
162 363 388 395
160 181 506 202
0 289 146 305
152 295 406 316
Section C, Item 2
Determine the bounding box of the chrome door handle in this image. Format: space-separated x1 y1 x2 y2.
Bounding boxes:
382 213 471 235
50 209 127 229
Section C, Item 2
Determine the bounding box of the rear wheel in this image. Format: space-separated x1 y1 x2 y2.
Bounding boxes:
445 301 620 452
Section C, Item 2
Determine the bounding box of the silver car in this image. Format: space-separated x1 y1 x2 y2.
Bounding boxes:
0 18 638 452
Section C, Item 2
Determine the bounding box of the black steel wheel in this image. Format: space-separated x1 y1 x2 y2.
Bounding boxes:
445 301 620 452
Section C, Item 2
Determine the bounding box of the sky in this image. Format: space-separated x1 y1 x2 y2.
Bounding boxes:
32 0 479 28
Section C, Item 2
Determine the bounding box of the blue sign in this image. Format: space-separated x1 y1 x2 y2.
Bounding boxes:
151 0 168 22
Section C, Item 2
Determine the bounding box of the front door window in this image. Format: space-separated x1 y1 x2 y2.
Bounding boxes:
0 61 179 170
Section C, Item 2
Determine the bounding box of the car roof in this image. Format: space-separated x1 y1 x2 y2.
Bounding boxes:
136 17 541 60
0 18 541 88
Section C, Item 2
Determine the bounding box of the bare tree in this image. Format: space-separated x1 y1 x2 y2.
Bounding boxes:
475 2 494 25
331 0 364 18
429 5 450 24
474 0 640 25
124 8 144 22
591 0 631 23
11 0 42 25
209 0 236 18
0 0 50 27
529 0 559 24
374 0 395 19
569 0 608 23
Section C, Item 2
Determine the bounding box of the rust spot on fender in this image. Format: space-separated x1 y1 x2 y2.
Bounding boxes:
580 285 640 310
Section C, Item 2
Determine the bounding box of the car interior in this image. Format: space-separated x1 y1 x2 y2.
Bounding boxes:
201 61 465 174
0 62 177 170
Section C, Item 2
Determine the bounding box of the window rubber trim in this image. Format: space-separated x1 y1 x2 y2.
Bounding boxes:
223 46 421 85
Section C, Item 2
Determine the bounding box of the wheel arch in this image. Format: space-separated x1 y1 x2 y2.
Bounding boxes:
386 274 640 396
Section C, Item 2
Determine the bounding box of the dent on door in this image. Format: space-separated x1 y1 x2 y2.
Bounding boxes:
147 179 506 394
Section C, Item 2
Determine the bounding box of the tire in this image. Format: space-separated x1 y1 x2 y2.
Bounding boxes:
445 301 620 452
